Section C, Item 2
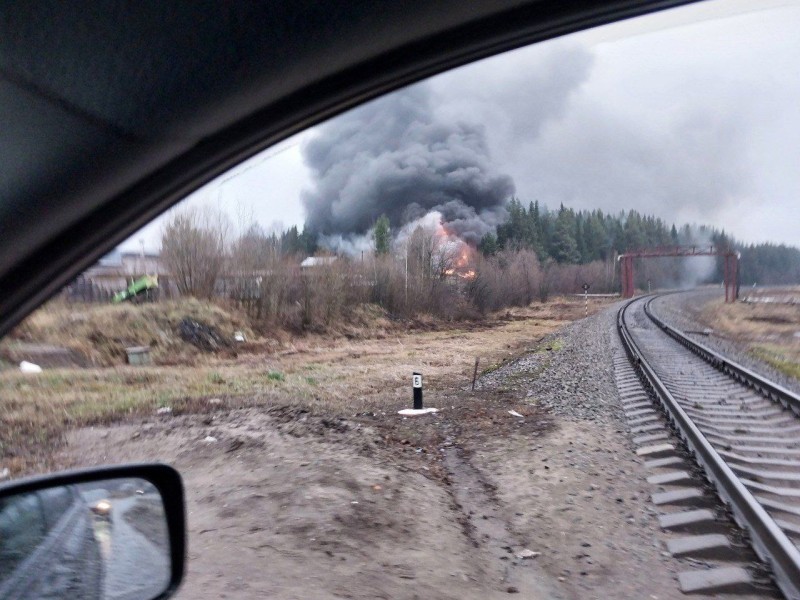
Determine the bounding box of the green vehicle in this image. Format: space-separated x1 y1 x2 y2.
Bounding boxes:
112 275 158 304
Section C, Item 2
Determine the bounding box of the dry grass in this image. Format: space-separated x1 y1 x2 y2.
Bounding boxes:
0 296 612 474
1 298 255 367
699 295 800 380
749 345 800 380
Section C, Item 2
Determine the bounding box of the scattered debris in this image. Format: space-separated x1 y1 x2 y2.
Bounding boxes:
508 410 524 418
0 467 9 480
19 360 42 373
209 398 222 405
685 329 713 336
515 548 541 559
398 408 439 416
156 407 173 415
234 331 246 343
203 436 218 443
226 439 244 453
178 317 230 352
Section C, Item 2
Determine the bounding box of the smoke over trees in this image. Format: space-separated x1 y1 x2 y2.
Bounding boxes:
159 199 800 333
301 85 514 248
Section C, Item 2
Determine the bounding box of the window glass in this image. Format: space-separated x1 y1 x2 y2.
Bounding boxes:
0 493 46 579
39 486 75 531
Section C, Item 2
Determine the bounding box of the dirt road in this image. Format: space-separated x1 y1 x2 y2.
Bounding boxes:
54 305 713 599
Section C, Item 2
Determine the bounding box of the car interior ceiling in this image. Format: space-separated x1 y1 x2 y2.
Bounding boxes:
0 0 698 337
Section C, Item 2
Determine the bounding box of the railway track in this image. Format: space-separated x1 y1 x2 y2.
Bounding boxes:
617 294 800 599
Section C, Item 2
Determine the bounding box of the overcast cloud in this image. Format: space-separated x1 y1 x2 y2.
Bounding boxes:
124 0 800 251
429 0 800 245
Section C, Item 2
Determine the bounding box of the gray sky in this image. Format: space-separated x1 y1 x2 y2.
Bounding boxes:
124 0 800 252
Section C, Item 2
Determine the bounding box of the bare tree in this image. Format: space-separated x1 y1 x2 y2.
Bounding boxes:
404 224 459 280
161 206 230 298
230 223 277 275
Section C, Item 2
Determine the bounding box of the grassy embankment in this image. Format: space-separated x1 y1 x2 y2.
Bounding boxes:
0 296 613 473
700 291 800 380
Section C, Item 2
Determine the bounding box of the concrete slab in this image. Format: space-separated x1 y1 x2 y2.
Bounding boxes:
678 567 752 594
618 387 643 394
617 384 644 391
628 414 660 426
630 422 663 434
633 432 669 446
658 509 716 531
636 443 675 457
652 488 707 506
647 471 693 486
775 517 800 536
757 495 800 518
644 456 683 469
622 401 652 411
667 534 732 559
625 408 657 419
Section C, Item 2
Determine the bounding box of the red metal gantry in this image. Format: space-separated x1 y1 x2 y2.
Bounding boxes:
618 245 739 302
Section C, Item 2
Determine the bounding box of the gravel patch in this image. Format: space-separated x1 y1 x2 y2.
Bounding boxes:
476 303 627 424
651 290 800 395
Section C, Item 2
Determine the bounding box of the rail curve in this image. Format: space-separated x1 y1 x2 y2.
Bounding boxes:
618 294 800 599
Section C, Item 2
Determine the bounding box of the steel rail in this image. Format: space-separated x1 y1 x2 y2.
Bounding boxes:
643 297 800 417
617 297 800 600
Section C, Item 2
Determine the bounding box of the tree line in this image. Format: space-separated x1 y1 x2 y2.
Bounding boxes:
477 199 800 286
157 203 799 330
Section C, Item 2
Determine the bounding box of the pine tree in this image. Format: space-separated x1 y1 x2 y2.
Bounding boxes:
551 206 580 263
373 214 391 255
281 226 301 255
478 232 498 256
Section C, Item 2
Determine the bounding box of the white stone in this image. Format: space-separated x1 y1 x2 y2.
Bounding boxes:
19 361 42 373
398 408 439 416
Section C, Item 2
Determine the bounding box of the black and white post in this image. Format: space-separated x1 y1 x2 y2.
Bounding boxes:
412 372 423 409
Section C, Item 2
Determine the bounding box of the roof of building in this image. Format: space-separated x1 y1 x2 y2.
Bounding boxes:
300 256 338 267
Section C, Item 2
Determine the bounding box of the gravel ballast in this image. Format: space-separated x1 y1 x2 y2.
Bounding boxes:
651 290 800 395
476 301 627 425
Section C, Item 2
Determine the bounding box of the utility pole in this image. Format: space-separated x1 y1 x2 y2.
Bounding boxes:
405 244 409 307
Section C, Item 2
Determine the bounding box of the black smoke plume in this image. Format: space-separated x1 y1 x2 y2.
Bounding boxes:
301 85 514 246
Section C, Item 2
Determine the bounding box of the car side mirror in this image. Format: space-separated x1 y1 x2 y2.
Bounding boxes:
0 464 185 600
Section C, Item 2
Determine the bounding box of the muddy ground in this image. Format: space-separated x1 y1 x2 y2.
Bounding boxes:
54 305 698 600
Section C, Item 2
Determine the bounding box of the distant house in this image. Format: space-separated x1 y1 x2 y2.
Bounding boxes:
300 256 337 268
66 250 176 301
81 250 166 291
